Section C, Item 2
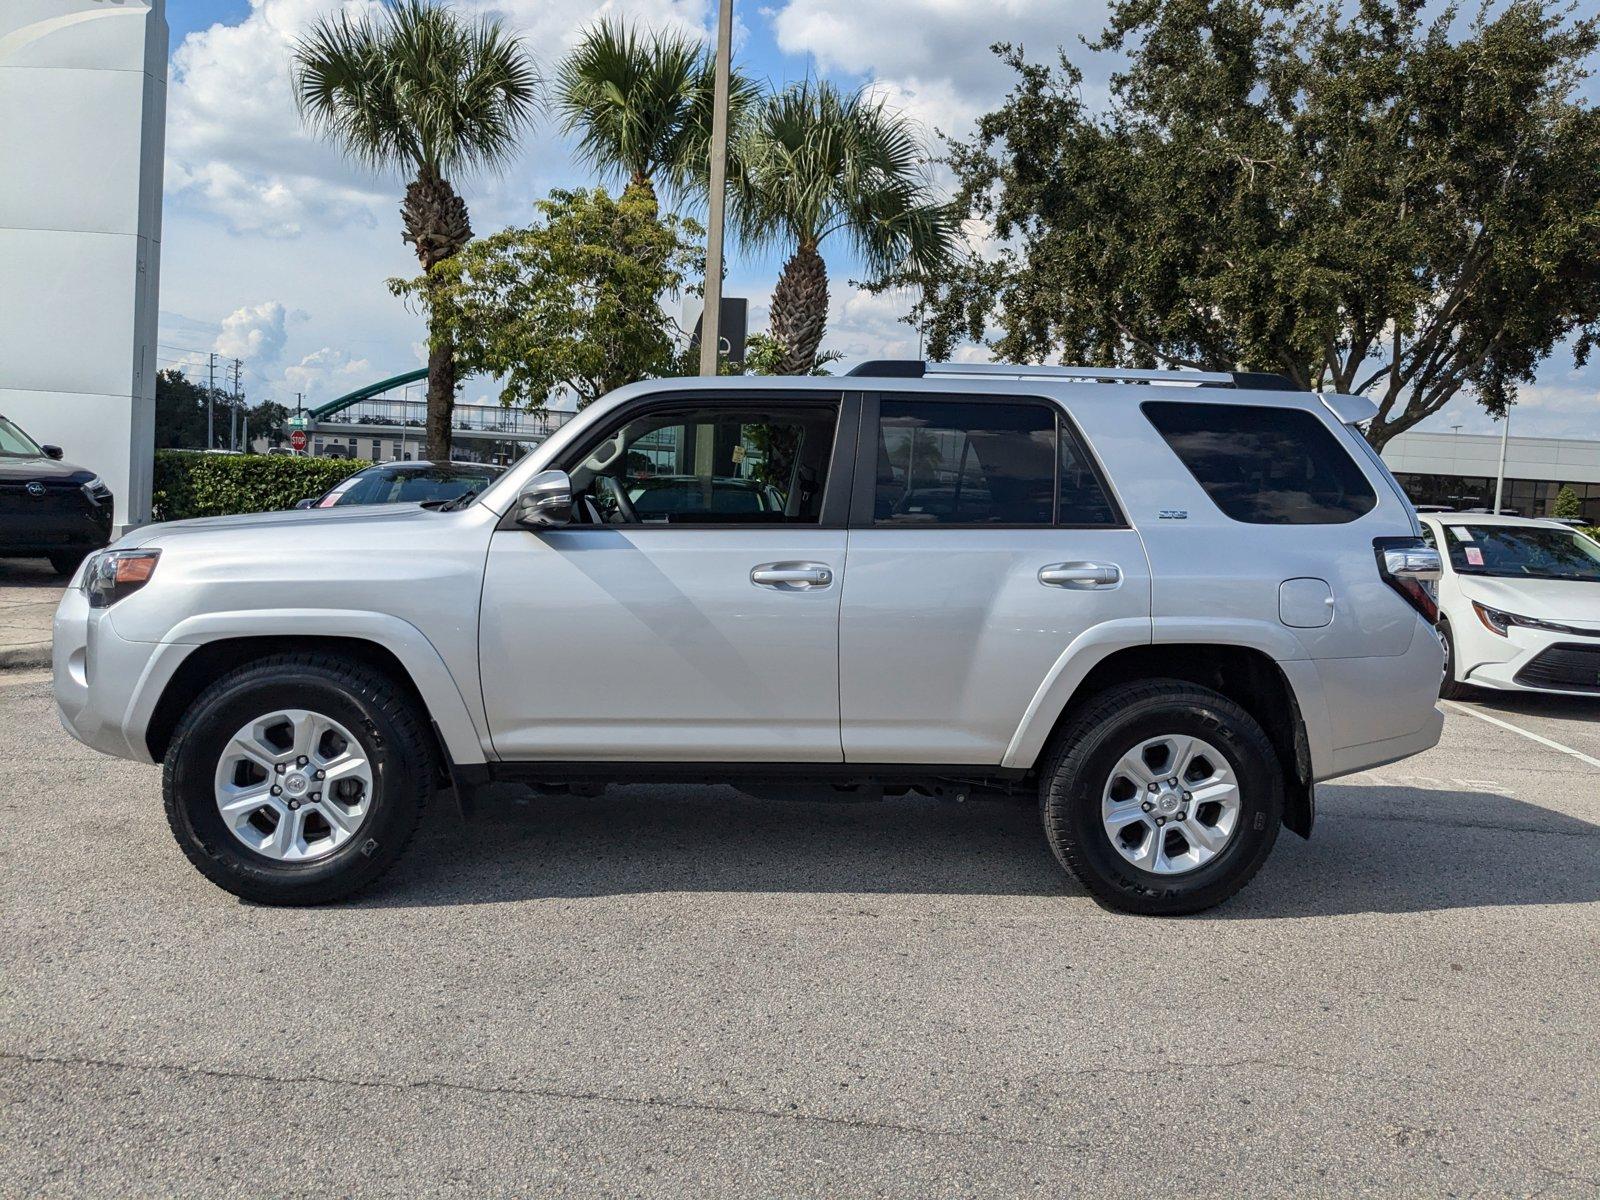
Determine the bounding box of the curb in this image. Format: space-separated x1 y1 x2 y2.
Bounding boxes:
0 643 51 672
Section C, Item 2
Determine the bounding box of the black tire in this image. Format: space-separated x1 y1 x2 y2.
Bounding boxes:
163 652 434 904
1040 679 1283 916
1438 620 1473 700
47 550 85 577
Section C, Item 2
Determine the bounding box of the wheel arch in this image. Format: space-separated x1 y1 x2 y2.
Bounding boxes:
1010 642 1317 839
141 623 487 772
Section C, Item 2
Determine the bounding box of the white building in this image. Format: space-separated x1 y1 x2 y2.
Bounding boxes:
1382 429 1600 523
0 0 167 534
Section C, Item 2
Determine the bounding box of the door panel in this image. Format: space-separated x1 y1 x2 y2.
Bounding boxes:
838 528 1151 763
480 528 846 761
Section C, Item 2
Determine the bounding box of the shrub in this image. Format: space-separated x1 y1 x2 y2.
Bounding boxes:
151 451 356 521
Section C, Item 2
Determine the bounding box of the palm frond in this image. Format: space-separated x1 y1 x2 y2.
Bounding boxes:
730 78 956 276
557 17 754 200
291 0 541 180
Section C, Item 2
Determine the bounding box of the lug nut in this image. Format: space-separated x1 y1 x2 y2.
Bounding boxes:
314 769 325 780
1148 782 1159 793
296 755 309 767
1156 816 1166 826
1182 791 1192 802
270 785 281 796
310 792 321 802
1177 811 1187 822
287 799 300 810
1140 800 1153 812
275 762 286 774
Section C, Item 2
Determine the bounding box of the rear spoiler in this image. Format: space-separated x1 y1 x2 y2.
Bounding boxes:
1319 392 1379 425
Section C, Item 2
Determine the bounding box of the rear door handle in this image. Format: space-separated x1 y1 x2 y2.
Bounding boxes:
751 561 833 590
1038 561 1121 588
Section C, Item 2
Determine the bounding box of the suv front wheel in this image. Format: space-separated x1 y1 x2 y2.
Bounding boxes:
163 652 434 904
1041 680 1283 915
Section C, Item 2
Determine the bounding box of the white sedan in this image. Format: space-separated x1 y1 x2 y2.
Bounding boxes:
1419 514 1600 699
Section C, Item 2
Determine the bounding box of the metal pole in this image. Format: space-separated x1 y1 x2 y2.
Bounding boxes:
1493 405 1512 514
698 0 734 377
206 353 215 448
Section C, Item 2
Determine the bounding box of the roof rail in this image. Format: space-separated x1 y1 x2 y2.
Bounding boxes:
844 359 1299 390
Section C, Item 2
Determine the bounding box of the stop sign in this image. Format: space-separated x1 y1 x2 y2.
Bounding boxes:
289 430 308 452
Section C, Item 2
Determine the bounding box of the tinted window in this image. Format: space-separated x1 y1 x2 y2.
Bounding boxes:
574 405 837 525
1142 402 1377 524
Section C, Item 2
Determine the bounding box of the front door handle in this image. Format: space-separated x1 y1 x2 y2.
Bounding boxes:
751 561 833 590
1039 561 1121 588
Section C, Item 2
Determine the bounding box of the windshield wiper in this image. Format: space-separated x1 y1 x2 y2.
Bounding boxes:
436 487 482 512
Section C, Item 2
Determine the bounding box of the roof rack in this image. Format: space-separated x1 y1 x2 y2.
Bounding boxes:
844 360 1299 390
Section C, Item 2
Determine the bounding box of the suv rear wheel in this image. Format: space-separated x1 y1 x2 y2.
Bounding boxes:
163 653 434 904
1040 680 1283 915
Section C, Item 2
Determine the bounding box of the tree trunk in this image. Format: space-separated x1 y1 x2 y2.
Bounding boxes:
769 242 828 375
402 167 473 462
424 339 456 462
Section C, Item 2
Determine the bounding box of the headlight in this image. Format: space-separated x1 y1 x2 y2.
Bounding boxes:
81 548 160 608
1472 601 1584 638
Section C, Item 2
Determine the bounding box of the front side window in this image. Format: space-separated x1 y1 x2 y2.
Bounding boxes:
1439 524 1600 582
571 404 838 525
871 398 1118 526
1142 401 1377 525
0 416 44 458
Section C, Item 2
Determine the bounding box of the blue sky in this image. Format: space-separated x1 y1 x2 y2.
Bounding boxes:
157 0 1598 436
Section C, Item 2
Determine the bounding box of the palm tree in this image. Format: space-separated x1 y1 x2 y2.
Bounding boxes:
556 18 757 205
292 0 539 460
733 81 959 375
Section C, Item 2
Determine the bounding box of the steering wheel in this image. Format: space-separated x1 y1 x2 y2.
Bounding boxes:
598 475 639 524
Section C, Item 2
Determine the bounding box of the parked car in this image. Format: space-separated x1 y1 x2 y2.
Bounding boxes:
296 460 503 509
0 413 112 575
53 363 1445 914
1419 513 1600 698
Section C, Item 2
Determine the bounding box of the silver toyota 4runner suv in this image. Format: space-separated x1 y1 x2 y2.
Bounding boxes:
53 362 1446 915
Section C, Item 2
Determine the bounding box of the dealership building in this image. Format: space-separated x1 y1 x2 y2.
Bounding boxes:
1381 429 1600 524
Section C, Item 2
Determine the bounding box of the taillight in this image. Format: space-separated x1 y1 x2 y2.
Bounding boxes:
1373 537 1441 624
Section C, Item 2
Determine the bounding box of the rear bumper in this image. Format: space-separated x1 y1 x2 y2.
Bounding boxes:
1310 619 1446 780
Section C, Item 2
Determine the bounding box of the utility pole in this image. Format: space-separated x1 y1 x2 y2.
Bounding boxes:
698 0 734 377
206 352 216 449
1493 404 1513 515
230 358 243 451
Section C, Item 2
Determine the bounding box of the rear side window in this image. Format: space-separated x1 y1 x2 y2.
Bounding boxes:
871 398 1118 526
1142 401 1377 524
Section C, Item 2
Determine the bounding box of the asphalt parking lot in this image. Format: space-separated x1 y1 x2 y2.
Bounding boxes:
2 670 1596 1198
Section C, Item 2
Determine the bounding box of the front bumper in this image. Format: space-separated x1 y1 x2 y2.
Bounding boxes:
1465 625 1600 696
53 585 193 763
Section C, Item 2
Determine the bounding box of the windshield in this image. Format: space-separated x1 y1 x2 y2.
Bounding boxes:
319 467 495 507
0 415 45 458
1441 524 1600 582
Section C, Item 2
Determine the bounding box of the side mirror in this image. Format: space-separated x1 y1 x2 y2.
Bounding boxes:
515 469 572 528
42 445 63 460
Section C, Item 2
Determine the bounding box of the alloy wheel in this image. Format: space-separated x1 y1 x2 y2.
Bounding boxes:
1101 733 1242 875
212 709 374 862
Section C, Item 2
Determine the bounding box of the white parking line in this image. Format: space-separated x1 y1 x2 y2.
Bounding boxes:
1443 701 1600 770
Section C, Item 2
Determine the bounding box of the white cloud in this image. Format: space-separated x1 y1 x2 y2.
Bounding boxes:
772 0 1110 142
282 346 374 399
214 301 293 365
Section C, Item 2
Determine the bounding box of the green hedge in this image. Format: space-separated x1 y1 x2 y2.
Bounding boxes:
152 451 356 521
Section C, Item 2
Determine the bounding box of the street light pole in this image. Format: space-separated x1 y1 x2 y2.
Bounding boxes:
1493 404 1513 515
698 0 734 377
